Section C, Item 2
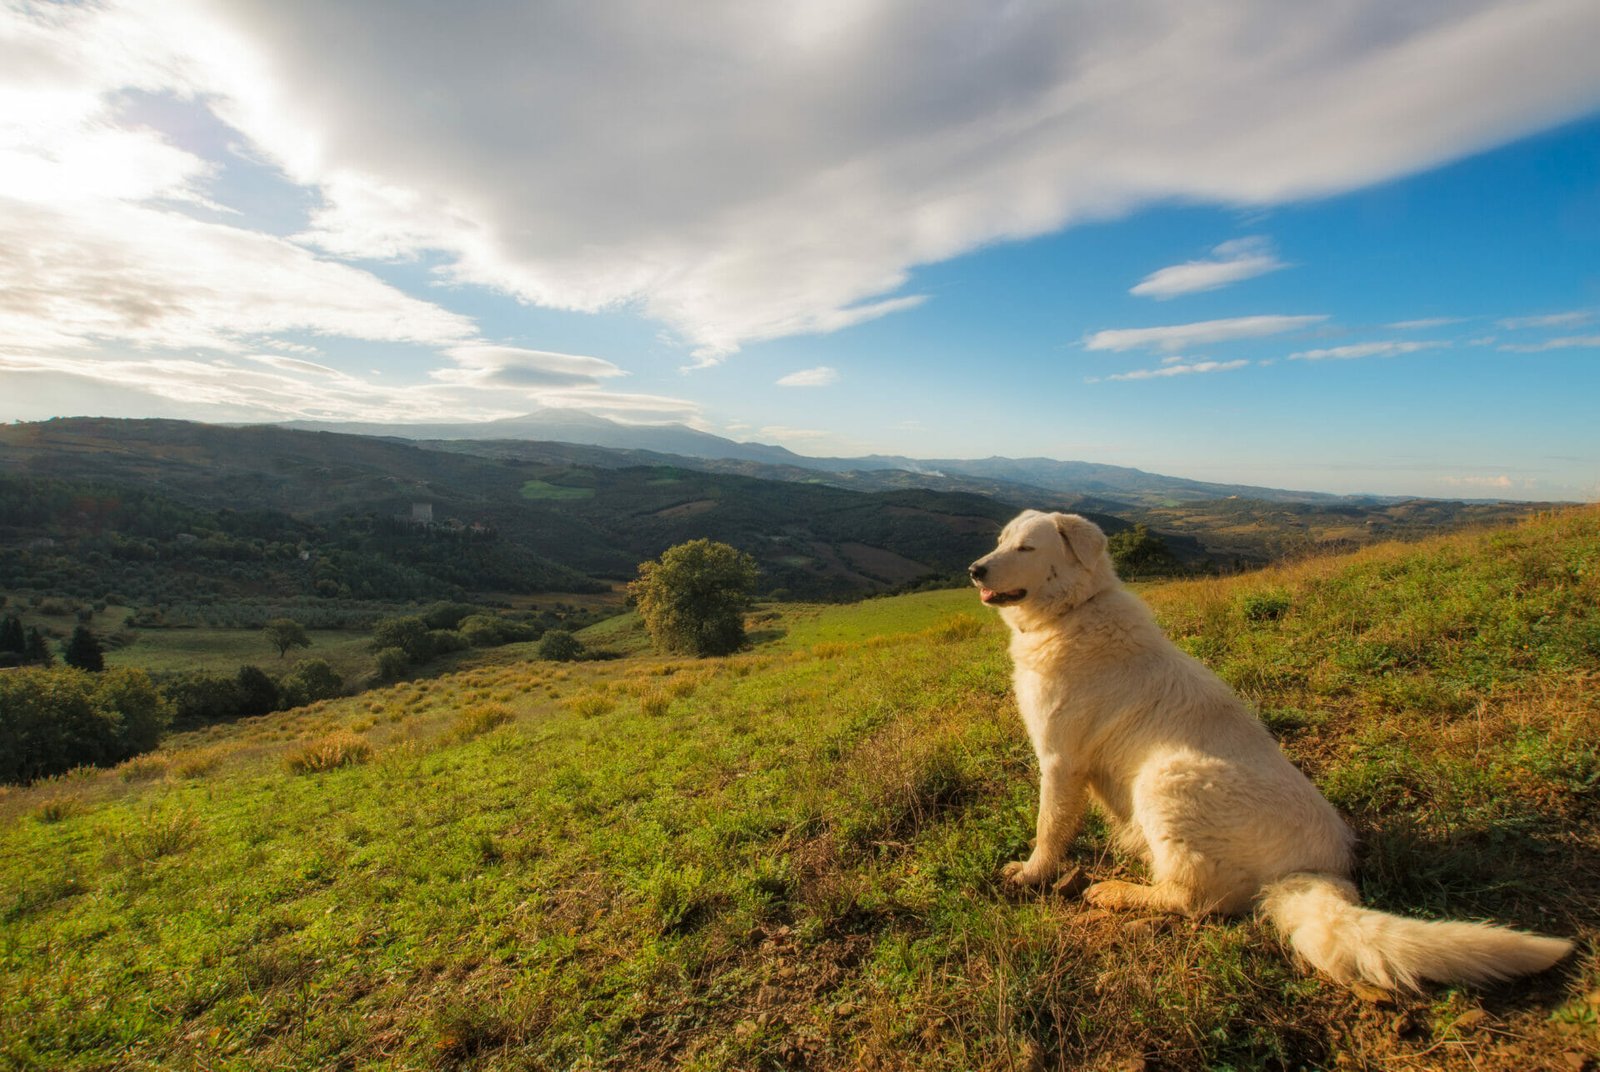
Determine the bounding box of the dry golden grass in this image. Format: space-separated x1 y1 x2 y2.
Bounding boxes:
451 703 515 739
284 730 373 774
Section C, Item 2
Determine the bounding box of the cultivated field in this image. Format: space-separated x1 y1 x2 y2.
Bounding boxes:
3 509 1597 1070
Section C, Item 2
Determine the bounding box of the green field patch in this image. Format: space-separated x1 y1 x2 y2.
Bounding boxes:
519 479 596 501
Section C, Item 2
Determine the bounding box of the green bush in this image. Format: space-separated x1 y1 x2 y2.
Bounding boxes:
161 672 245 728
277 658 344 708
0 666 171 783
538 629 583 662
375 646 410 681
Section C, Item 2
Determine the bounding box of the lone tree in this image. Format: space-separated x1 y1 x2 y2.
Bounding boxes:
263 618 312 659
629 539 759 656
63 625 105 672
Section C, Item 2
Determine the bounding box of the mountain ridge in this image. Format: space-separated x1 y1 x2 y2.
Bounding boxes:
270 411 1393 507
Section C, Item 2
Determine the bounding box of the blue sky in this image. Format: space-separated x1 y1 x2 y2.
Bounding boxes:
2 1 1598 500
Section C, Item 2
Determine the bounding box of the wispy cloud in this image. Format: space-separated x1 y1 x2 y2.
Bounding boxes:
759 425 833 443
1439 474 1515 489
776 366 839 388
1130 237 1286 299
1288 340 1447 361
1498 334 1600 353
1084 315 1328 354
1388 317 1465 330
432 345 626 390
1497 310 1593 330
1091 359 1251 383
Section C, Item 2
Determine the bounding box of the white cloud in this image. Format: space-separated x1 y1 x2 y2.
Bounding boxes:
1498 334 1600 353
1096 358 1251 382
6 0 1591 363
776 366 839 387
1288 340 1447 361
1497 310 1593 330
760 425 835 443
432 345 626 390
1085 315 1327 353
1440 474 1515 489
1388 317 1465 330
1130 236 1286 298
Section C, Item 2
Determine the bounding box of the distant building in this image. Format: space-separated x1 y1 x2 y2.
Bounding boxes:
410 503 434 524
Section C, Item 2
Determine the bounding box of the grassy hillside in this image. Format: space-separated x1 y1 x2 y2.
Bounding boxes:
3 510 1597 1070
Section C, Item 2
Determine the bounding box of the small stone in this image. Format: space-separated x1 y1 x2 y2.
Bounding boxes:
1562 1052 1589 1072
1111 1057 1147 1072
1121 916 1171 939
1051 867 1089 897
835 1001 855 1017
1452 1008 1488 1032
1349 980 1394 1006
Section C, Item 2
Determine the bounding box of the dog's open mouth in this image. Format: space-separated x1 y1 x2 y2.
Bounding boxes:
979 587 1027 606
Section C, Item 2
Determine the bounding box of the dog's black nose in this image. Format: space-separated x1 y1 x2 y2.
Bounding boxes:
969 562 987 580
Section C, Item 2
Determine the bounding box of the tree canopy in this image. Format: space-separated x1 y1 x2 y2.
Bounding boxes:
263 617 311 659
629 539 758 656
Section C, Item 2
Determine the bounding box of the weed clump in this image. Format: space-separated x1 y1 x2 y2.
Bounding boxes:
106 809 203 864
285 730 372 774
452 703 515 739
568 692 615 718
1240 590 1292 622
932 614 984 642
33 796 83 823
171 744 237 779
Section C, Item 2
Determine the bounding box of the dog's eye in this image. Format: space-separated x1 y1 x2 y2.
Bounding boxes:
1017 545 1035 553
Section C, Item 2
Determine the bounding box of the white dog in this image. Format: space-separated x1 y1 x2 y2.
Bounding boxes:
971 510 1573 990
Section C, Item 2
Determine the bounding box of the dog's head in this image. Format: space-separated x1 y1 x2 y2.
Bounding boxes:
968 510 1116 615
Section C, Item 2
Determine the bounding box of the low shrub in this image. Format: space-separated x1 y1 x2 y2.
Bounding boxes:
285 730 373 774
453 704 515 739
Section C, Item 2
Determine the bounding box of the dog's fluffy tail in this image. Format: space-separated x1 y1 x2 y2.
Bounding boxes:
1259 873 1573 991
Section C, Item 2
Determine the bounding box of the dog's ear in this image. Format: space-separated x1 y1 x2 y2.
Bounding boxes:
1053 513 1107 567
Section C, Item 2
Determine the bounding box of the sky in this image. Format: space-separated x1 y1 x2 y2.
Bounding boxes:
2 0 1599 501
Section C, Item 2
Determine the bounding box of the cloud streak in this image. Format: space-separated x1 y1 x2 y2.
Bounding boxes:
1085 315 1328 353
1288 341 1447 361
1498 334 1600 353
1497 310 1593 330
1130 237 1286 298
1097 359 1252 382
776 366 839 387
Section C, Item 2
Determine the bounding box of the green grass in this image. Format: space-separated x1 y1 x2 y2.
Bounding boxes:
2 510 1597 1070
104 626 376 680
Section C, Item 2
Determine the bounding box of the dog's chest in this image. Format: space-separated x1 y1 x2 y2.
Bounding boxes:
1012 665 1073 753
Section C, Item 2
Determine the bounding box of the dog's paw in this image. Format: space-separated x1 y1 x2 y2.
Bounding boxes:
1081 880 1118 907
1001 858 1053 887
1082 879 1138 908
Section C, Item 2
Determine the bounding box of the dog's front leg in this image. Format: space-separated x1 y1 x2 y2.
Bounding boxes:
1003 754 1086 886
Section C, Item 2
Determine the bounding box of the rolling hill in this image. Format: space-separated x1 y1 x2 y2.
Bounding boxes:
0 418 1115 602
3 508 1596 1070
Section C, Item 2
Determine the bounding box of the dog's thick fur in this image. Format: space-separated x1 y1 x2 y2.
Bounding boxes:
971 510 1573 990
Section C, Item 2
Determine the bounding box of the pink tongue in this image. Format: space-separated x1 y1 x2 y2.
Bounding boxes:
980 588 996 602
